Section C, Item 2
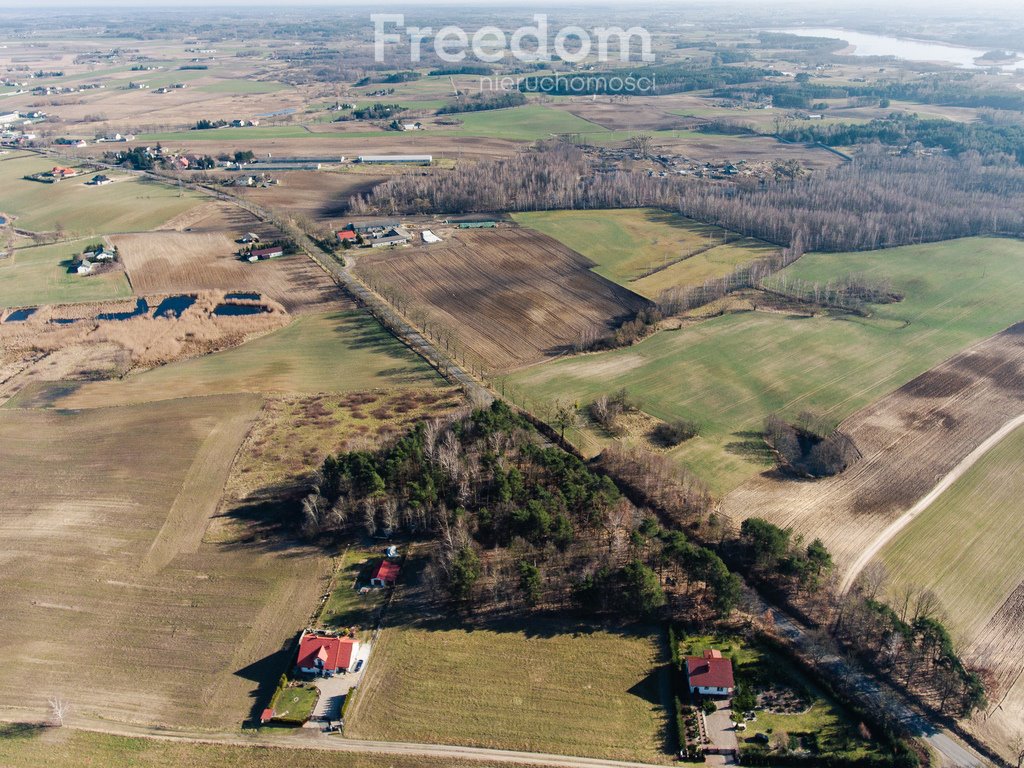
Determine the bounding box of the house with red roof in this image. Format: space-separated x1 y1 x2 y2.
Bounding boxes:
370 559 400 587
336 228 358 242
295 631 359 675
685 649 735 697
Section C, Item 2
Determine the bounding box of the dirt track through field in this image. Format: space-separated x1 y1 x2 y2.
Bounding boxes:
839 411 1024 593
723 323 1024 575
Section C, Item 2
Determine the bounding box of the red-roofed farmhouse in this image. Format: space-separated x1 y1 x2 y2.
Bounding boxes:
685 649 735 697
295 631 360 675
370 559 400 587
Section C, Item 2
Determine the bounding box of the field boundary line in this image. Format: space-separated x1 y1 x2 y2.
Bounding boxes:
840 411 1024 593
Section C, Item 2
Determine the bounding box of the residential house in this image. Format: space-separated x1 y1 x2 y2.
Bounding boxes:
75 260 94 275
685 649 735 697
336 228 358 243
240 232 261 244
51 166 77 180
370 559 400 587
295 631 360 675
88 174 113 186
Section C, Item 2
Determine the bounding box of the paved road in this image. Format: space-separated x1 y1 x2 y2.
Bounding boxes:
840 411 1024 592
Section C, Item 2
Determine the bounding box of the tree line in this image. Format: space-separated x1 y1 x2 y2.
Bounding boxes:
349 141 1024 252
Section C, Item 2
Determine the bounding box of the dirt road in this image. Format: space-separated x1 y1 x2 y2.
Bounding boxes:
839 411 1024 593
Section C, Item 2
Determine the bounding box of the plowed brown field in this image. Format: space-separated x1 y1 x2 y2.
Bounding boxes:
354 228 650 372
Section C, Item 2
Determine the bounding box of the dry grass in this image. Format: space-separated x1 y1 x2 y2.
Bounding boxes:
0 727 554 768
355 229 649 372
0 395 333 728
28 311 443 409
225 388 465 499
347 618 672 764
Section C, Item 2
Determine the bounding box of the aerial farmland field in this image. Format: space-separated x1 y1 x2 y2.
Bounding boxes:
0 239 132 308
111 229 340 312
0 155 203 235
508 237 1024 493
512 208 777 299
0 394 332 728
347 618 672 764
355 228 649 372
722 323 1024 571
875 423 1024 755
35 310 443 409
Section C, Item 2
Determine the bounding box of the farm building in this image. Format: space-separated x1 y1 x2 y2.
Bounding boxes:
350 221 400 235
369 228 411 248
356 155 432 166
239 232 261 244
685 650 735 697
296 631 360 675
370 559 400 587
75 260 94 275
250 245 284 260
336 228 358 242
88 174 113 186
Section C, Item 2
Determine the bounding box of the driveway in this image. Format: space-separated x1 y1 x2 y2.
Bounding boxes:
704 700 739 755
311 643 372 722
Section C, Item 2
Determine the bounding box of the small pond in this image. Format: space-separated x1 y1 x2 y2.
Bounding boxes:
152 294 197 318
224 291 262 301
97 298 150 322
5 307 37 322
213 303 270 317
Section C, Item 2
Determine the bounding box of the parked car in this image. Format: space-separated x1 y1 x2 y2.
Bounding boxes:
354 659 364 672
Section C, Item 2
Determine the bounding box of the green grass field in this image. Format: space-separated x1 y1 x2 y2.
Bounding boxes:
512 209 774 298
878 424 1024 646
0 726 548 768
452 105 607 141
0 239 132 308
0 156 202 235
508 237 1024 493
348 619 672 763
35 310 442 408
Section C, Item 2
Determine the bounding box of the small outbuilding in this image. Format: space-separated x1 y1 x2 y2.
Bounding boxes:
370 559 400 587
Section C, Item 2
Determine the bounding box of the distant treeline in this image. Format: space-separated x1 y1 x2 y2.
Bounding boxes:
778 114 1024 164
350 141 1024 251
437 92 526 114
717 75 1024 112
